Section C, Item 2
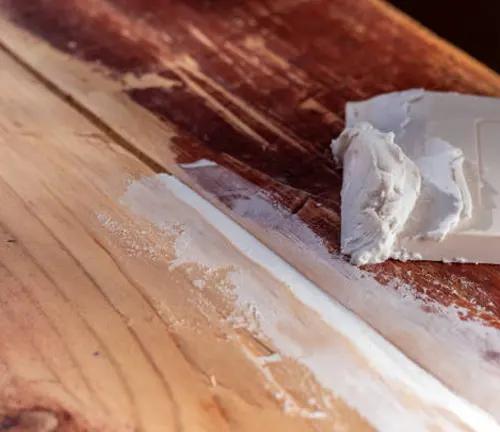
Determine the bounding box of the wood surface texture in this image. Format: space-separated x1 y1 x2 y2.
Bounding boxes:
1 0 500 430
0 47 383 432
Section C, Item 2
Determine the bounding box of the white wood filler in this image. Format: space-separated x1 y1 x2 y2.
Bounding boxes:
334 89 500 264
178 160 500 420
332 123 422 265
179 159 218 169
119 173 500 432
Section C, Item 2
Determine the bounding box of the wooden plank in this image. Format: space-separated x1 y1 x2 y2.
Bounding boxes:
0 46 363 431
1 0 500 427
1 0 500 422
3 37 495 431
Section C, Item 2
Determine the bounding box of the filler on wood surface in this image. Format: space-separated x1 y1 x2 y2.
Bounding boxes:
333 89 500 265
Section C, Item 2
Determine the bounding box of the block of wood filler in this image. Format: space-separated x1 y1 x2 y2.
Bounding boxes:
332 89 500 265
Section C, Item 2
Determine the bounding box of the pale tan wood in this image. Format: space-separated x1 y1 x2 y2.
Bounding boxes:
1 13 500 423
0 34 493 431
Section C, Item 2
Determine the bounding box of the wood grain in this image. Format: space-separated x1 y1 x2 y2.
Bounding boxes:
1 0 500 428
0 46 382 432
1 42 488 431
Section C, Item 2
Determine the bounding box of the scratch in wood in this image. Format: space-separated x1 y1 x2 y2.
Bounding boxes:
290 196 311 215
173 64 274 150
299 97 342 125
210 375 217 387
186 24 218 51
223 42 286 82
174 58 314 154
121 71 182 91
240 33 313 87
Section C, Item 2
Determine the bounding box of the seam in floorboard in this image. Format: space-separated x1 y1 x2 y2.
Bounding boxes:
0 42 167 175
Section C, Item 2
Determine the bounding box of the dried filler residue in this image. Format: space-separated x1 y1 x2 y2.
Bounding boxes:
334 89 500 265
179 160 500 421
110 169 500 432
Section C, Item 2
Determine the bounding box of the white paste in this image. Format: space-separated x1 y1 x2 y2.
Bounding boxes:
180 159 218 169
406 137 472 240
331 123 421 265
334 89 474 264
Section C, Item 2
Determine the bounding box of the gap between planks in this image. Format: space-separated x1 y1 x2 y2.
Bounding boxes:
0 43 167 175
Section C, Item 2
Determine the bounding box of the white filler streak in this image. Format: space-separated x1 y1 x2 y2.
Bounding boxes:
161 174 499 432
180 159 218 169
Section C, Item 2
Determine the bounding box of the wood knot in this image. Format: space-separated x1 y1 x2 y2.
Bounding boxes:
0 410 59 432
